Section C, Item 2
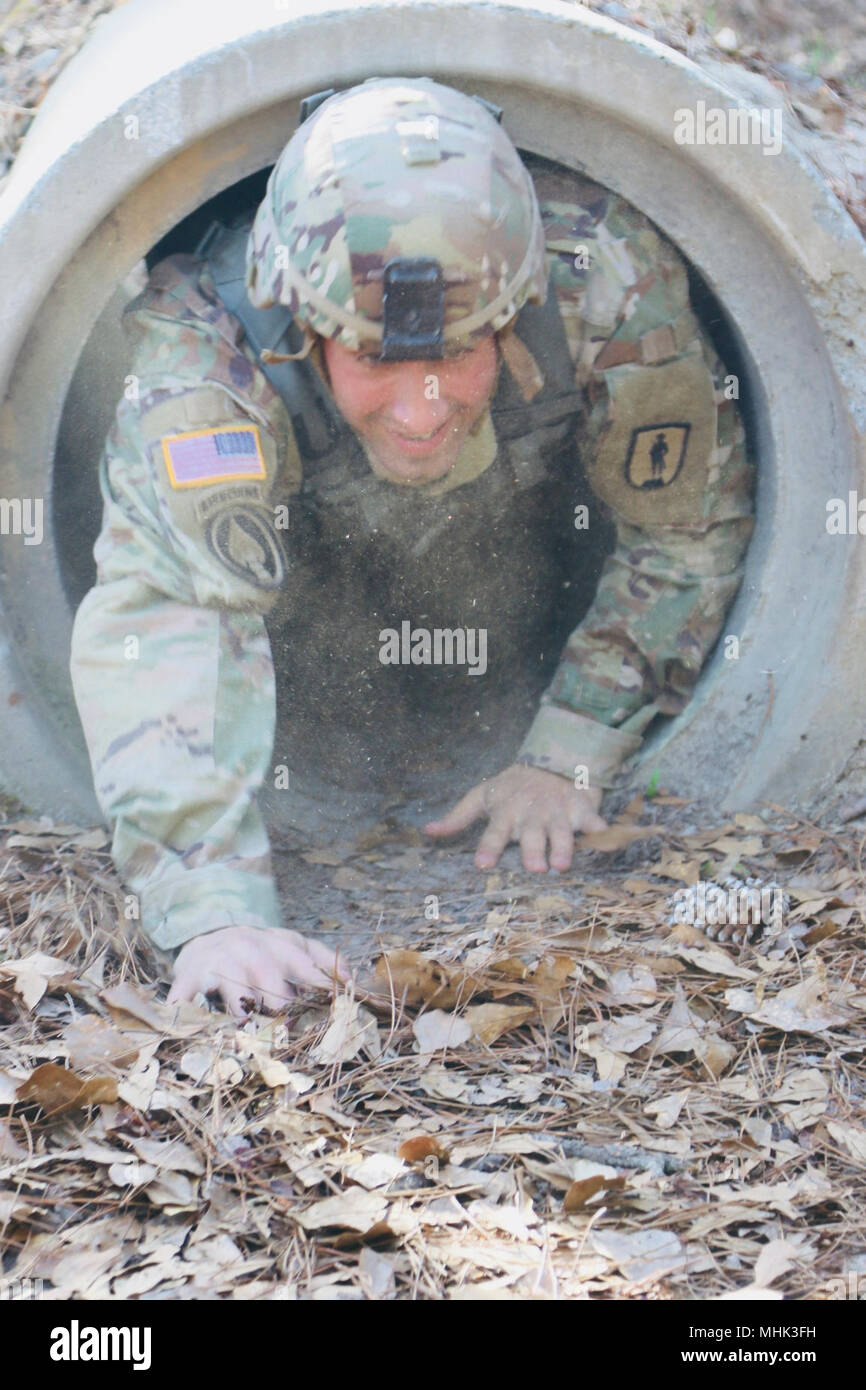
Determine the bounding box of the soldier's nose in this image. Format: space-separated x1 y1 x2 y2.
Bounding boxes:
384 364 450 436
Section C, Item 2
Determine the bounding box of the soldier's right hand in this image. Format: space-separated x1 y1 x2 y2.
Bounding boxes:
167 925 350 1017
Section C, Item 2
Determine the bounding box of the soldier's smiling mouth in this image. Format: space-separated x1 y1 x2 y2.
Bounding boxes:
385 418 454 457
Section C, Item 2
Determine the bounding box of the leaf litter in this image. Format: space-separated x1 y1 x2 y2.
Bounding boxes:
1 798 865 1300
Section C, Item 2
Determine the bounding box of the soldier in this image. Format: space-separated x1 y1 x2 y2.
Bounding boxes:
69 79 754 1014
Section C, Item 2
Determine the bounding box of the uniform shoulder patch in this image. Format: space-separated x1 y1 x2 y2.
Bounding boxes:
587 355 717 527
204 504 285 590
625 423 690 490
162 424 267 489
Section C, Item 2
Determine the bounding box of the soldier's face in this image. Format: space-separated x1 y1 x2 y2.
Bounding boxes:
322 336 499 485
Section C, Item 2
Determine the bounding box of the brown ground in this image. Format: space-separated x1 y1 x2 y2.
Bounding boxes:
2 797 865 1300
1 0 865 1303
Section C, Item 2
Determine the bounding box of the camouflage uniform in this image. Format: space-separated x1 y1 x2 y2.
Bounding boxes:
69 82 753 952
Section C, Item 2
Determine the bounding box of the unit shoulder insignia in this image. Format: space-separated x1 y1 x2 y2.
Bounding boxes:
587 355 716 527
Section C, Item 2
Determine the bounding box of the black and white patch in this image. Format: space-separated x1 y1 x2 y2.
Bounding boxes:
205 505 286 589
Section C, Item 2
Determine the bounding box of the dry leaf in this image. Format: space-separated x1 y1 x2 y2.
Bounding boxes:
212 1056 244 1085
609 966 657 1005
708 835 763 858
413 1009 472 1056
487 956 530 983
465 1002 536 1045
64 1016 139 1071
344 1152 406 1189
532 894 575 919
827 1121 866 1164
725 976 850 1034
579 1034 628 1082
255 1056 295 1088
372 950 470 1008
653 988 704 1054
398 1135 450 1164
652 852 701 885
0 1118 26 1159
466 1199 537 1241
0 953 76 1009
601 1016 656 1053
416 1066 470 1102
564 1173 626 1211
358 1246 396 1299
743 1117 773 1149
311 996 382 1064
0 1070 24 1104
108 1160 158 1187
295 1189 389 1232
645 1089 690 1129
127 1136 205 1175
531 953 578 1026
695 1035 737 1078
144 1170 198 1209
668 945 756 981
283 1071 315 1095
718 1075 761 1102
580 825 658 853
0 1193 33 1222
117 1058 159 1110
16 1063 117 1116
286 1153 331 1189
591 1229 685 1282
772 1069 829 1103
101 983 213 1038
771 1069 828 1130
47 1246 119 1297
754 1238 802 1288
178 1046 216 1083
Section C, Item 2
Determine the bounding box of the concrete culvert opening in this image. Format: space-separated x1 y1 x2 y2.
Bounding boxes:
1 0 865 835
50 155 751 840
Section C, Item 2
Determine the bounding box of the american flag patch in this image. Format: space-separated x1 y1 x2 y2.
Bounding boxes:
161 424 267 489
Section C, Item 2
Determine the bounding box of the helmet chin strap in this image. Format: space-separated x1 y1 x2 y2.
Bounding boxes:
260 327 315 365
497 324 545 403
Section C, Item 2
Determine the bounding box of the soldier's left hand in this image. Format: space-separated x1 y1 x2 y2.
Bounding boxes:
424 763 608 872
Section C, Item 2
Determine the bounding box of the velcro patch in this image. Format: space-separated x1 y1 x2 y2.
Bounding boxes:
625 423 690 490
587 355 717 527
204 505 285 590
161 425 267 489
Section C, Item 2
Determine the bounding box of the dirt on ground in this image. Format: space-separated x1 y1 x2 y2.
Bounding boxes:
2 794 866 1300
1 0 866 1303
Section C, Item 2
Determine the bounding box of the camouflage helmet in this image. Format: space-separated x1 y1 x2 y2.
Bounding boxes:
245 78 548 358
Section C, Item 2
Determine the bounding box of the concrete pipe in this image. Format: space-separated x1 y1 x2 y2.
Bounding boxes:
0 0 864 834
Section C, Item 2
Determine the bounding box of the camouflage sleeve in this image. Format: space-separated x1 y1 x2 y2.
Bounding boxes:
519 186 754 787
70 255 300 951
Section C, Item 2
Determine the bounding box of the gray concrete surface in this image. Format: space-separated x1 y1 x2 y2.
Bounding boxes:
0 0 864 830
